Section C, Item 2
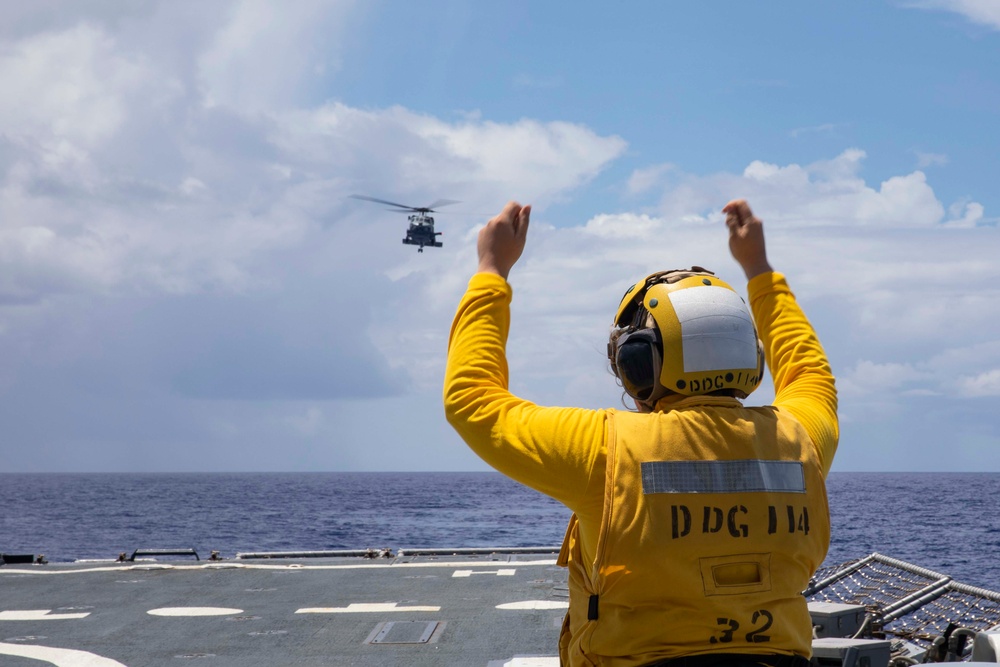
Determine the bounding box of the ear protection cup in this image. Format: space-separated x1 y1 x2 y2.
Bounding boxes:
613 328 665 403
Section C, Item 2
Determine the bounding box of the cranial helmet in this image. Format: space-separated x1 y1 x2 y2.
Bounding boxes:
607 267 764 404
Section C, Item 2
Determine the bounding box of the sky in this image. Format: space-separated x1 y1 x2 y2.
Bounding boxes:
0 0 997 473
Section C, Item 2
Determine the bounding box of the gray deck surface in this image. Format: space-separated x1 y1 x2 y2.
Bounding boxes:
0 551 567 666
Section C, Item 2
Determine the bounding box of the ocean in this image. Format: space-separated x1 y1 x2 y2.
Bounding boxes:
2 472 998 590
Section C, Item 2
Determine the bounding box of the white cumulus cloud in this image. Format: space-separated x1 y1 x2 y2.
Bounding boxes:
0 24 151 153
837 360 934 399
198 0 355 110
639 149 984 231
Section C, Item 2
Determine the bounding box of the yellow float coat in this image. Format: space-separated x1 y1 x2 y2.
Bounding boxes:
444 271 838 666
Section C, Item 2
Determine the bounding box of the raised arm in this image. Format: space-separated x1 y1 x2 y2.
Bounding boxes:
724 200 839 475
443 202 607 509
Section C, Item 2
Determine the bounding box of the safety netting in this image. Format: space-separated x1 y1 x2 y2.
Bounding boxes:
806 553 1000 661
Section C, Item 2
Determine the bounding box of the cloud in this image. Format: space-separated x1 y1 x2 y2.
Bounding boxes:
0 35 625 306
739 150 944 227
0 24 146 150
262 103 626 219
0 2 997 472
915 151 950 168
583 213 662 239
945 200 984 227
0 2 159 40
639 149 992 231
412 115 627 197
955 368 1000 396
0 87 626 386
904 0 1000 31
626 163 676 195
834 341 1000 401
197 0 356 110
0 0 629 466
397 150 999 462
838 360 933 397
924 341 1000 396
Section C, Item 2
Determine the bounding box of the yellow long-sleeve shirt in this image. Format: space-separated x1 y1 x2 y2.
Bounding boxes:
444 270 836 556
443 270 838 662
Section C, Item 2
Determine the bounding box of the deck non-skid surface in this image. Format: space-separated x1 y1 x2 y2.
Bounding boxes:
0 554 567 666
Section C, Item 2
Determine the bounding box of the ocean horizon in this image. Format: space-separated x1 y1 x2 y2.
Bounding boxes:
3 471 998 590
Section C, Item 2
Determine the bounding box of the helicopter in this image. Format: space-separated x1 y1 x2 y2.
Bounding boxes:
350 195 458 252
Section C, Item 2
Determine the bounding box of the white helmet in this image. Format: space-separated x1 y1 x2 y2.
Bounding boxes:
608 267 763 404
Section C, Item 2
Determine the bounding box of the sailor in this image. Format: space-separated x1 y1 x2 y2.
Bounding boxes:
444 199 838 667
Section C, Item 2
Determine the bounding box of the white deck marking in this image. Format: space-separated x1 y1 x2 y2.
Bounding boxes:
0 642 127 666
495 601 569 610
0 610 91 621
0 558 556 575
498 658 560 667
295 602 441 614
452 568 516 577
147 607 243 617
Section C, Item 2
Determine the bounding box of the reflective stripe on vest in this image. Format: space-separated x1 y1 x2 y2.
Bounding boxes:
641 460 806 495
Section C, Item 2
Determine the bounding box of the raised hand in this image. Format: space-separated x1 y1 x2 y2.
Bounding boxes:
723 199 773 280
477 201 531 280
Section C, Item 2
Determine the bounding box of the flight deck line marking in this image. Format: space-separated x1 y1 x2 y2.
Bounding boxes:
453 569 517 577
0 610 91 621
0 559 557 575
148 607 244 617
496 601 569 610
296 603 441 614
488 658 560 667
0 642 127 666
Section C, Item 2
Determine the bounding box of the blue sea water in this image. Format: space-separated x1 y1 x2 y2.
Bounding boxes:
2 472 998 589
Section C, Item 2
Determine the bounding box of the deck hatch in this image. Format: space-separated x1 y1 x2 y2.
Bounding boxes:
368 620 442 644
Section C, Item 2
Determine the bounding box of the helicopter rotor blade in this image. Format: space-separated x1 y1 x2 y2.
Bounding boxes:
350 194 418 211
423 199 460 211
